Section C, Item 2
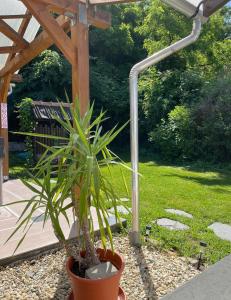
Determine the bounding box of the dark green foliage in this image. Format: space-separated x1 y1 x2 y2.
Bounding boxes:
16 98 35 165
192 73 231 162
150 73 231 162
140 69 204 133
13 50 71 101
149 105 192 161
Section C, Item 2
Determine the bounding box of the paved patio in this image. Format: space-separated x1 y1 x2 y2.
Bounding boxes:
162 254 231 300
0 179 124 265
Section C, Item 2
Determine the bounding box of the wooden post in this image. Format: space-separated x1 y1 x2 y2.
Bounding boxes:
0 74 12 179
0 137 3 204
71 2 90 116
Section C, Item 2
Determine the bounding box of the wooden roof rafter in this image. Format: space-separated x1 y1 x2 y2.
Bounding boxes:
5 9 33 68
0 46 21 54
0 8 33 73
0 14 32 20
0 15 71 78
0 0 112 78
0 19 29 49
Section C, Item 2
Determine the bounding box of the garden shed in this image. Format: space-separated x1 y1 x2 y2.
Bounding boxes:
31 101 71 159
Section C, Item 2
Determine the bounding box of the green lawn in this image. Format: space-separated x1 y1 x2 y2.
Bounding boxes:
10 153 231 264
101 159 231 264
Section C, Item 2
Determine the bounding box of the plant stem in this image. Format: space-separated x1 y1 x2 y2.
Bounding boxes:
72 185 100 268
82 217 100 267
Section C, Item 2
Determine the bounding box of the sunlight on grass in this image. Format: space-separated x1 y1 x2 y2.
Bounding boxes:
101 161 231 264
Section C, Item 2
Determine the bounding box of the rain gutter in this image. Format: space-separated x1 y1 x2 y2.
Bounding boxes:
129 17 202 245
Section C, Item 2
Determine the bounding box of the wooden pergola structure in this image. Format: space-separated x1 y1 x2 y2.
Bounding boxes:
0 0 229 179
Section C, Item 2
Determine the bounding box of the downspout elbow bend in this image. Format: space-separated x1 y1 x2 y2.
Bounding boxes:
129 66 139 81
191 17 202 42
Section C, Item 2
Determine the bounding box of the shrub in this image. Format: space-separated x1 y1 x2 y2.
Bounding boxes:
149 105 192 161
149 72 231 163
17 98 35 164
192 72 231 162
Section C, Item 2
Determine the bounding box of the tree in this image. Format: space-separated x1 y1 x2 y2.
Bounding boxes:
13 50 71 101
192 71 231 162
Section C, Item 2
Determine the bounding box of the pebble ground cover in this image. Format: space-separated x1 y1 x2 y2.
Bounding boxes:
0 236 199 300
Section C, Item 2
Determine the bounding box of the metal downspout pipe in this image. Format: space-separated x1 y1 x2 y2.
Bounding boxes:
129 17 202 245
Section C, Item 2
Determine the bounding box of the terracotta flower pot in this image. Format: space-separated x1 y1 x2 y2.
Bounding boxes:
66 248 125 300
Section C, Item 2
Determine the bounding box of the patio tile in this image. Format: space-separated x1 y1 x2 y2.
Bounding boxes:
0 207 15 219
162 254 231 300
0 179 126 264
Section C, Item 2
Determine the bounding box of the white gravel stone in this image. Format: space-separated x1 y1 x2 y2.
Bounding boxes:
0 236 200 300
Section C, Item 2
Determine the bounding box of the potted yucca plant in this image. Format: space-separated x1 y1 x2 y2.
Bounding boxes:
5 102 130 300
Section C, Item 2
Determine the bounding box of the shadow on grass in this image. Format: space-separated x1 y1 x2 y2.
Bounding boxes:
212 188 231 194
163 173 231 188
9 154 28 179
115 146 231 172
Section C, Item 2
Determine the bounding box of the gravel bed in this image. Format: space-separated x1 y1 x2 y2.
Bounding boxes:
0 235 200 300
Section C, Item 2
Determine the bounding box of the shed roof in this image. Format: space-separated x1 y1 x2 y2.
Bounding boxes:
32 101 72 121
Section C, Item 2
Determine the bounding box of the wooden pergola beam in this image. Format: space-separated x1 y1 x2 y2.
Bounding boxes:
0 16 70 77
0 75 12 178
0 20 29 49
11 74 23 83
0 2 111 78
37 0 80 14
204 0 230 17
37 0 111 29
21 0 75 64
0 14 31 20
71 4 89 115
6 10 32 64
89 0 137 4
88 6 111 29
0 46 20 54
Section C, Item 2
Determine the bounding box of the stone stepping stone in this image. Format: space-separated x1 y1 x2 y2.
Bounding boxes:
108 205 131 215
165 208 193 219
208 222 231 242
155 218 189 231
